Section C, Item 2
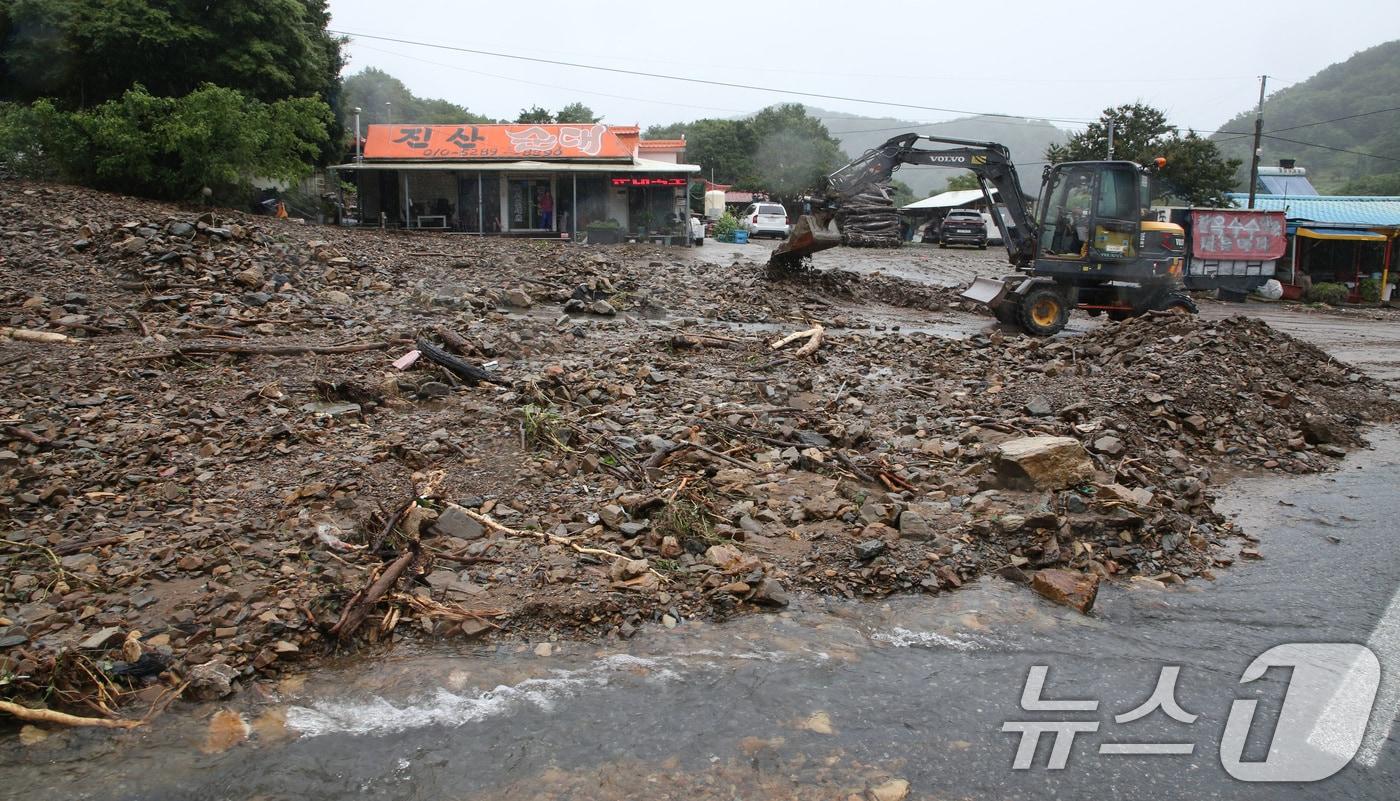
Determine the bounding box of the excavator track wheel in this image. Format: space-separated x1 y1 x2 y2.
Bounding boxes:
1159 293 1198 315
1016 286 1070 336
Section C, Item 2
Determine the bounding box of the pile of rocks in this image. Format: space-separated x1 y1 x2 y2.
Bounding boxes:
1 180 1394 717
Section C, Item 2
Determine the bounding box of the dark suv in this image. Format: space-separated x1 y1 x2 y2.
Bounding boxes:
939 209 987 249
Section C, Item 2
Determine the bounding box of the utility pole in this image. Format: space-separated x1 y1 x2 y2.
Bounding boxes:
1247 75 1268 209
1106 119 1115 160
353 107 362 162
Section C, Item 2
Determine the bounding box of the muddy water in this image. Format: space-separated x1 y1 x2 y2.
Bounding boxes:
7 431 1400 801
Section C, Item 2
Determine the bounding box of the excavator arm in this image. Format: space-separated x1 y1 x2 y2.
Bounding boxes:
770 133 1038 269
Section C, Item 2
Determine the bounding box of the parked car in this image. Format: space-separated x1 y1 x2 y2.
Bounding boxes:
739 202 790 238
940 209 987 249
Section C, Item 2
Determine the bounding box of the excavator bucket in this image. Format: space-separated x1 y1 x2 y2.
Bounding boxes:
768 214 842 265
960 276 1011 308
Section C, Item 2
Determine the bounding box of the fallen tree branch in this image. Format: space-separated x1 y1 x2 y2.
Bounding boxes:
0 700 139 729
1 327 71 344
330 545 419 641
769 326 822 351
794 325 825 358
443 504 666 579
122 340 401 362
416 339 511 387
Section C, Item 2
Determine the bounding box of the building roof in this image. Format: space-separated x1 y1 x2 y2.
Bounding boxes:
638 139 686 150
333 157 700 174
901 188 999 211
1227 194 1400 227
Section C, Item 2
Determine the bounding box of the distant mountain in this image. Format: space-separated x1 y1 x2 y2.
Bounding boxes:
810 108 1069 198
1210 39 1400 193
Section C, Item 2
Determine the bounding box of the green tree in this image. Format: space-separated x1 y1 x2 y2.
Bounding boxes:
555 102 600 123
342 67 489 125
516 105 555 124
1 84 330 201
944 173 980 191
1048 103 1241 206
889 179 915 207
743 103 843 198
0 1 342 108
0 0 343 165
1338 170 1400 195
646 118 751 184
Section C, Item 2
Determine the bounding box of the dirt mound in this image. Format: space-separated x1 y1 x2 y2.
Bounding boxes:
2 180 1395 719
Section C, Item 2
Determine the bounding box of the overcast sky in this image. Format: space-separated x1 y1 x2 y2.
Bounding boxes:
328 0 1399 133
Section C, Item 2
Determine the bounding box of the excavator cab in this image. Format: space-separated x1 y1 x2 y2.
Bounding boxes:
1035 161 1149 266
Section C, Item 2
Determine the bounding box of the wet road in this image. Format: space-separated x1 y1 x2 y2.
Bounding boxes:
6 430 1399 801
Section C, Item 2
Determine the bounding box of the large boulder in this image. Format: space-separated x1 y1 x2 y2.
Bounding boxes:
1030 568 1100 614
996 436 1095 490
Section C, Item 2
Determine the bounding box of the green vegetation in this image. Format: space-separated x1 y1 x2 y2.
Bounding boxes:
711 211 739 240
1358 278 1383 303
1048 103 1241 206
655 499 716 546
1339 171 1400 195
646 104 844 198
515 102 601 124
342 67 491 126
0 0 341 197
1306 282 1350 305
520 403 569 451
945 173 981 192
1211 40 1400 192
0 85 330 201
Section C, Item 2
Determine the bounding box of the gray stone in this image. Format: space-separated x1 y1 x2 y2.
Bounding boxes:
751 578 790 607
418 381 451 399
1024 396 1054 417
187 661 239 701
855 539 887 560
1092 435 1124 456
504 288 534 308
590 299 617 315
897 510 935 541
436 505 485 540
996 436 1095 490
599 504 626 529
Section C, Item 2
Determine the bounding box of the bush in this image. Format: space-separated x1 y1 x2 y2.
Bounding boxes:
1358 278 1382 303
0 84 331 203
711 211 739 240
1306 282 1350 305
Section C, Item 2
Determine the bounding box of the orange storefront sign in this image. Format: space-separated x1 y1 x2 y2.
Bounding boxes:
363 123 632 160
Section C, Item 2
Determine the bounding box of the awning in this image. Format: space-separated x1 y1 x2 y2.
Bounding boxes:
332 157 699 174
1296 227 1387 242
901 188 1000 211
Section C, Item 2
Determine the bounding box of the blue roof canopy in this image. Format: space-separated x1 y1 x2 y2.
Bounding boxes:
1227 194 1400 227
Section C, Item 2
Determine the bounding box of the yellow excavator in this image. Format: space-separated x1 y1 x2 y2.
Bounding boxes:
770 133 1194 335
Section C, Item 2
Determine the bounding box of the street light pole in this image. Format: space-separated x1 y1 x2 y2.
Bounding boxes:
353 107 362 162
384 101 392 123
1247 75 1268 209
1106 119 1115 160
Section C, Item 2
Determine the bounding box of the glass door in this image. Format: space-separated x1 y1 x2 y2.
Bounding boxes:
506 178 555 231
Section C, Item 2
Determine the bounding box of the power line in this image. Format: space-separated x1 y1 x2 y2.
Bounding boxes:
353 43 752 117
1261 134 1400 163
332 29 1097 125
1267 105 1400 134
